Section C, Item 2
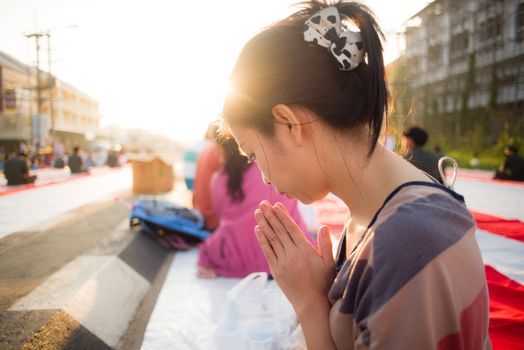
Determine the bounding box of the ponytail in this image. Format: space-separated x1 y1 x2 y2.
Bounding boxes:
337 1 388 155
220 137 250 202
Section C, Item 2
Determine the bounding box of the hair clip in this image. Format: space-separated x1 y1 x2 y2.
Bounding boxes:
303 6 364 71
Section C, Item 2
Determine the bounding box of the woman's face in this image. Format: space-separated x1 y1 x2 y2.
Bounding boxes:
230 123 329 204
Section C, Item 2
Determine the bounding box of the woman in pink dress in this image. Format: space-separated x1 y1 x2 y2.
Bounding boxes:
197 137 313 278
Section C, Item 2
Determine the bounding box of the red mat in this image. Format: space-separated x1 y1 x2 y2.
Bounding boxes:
311 197 347 238
485 265 524 350
471 211 524 244
0 172 91 197
0 166 125 197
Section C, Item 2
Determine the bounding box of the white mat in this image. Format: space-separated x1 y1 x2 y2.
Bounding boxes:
141 250 240 350
476 229 524 284
454 178 524 221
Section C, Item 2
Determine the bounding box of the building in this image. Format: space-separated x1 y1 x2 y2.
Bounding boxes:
48 79 101 151
0 51 34 153
390 0 524 149
0 50 101 155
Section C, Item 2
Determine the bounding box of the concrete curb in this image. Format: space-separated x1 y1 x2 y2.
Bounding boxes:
1 220 172 350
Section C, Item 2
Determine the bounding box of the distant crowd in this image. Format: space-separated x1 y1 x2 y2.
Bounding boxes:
1 142 126 186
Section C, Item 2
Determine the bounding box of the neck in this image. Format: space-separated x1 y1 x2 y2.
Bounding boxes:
322 137 430 229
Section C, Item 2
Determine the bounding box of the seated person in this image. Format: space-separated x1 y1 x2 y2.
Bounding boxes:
4 151 37 186
403 126 443 183
192 139 221 230
197 137 313 278
107 150 120 168
53 156 65 168
68 146 89 174
494 145 524 181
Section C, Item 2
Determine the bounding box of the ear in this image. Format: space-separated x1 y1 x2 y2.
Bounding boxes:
272 104 303 147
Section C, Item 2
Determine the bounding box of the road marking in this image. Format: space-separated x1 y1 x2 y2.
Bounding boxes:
10 255 150 348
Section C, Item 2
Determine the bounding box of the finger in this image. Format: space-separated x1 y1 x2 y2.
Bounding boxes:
274 201 290 215
255 209 285 257
255 225 277 267
272 204 310 247
259 202 294 247
317 225 335 266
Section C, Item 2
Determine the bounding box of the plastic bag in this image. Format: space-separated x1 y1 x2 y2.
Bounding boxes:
213 272 306 350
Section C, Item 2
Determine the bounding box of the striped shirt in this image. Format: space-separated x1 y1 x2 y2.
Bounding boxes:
329 182 490 349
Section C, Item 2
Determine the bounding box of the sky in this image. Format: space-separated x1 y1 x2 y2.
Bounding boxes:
0 0 431 143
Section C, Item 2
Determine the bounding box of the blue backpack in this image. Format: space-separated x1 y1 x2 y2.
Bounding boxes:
130 199 211 250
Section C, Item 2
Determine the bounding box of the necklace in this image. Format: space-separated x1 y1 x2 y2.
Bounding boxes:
346 224 369 258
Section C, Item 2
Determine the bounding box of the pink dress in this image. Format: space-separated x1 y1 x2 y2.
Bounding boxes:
198 164 313 278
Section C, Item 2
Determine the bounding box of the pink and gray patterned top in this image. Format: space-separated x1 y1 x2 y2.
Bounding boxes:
329 182 490 349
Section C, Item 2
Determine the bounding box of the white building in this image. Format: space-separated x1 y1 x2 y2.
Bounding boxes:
397 0 524 145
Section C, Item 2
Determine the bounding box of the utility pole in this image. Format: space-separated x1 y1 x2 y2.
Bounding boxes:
25 32 45 149
26 26 76 147
46 31 54 139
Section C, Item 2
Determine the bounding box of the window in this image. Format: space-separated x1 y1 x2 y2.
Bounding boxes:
4 89 16 110
450 32 469 55
479 16 502 42
428 44 443 66
408 56 420 75
517 3 524 41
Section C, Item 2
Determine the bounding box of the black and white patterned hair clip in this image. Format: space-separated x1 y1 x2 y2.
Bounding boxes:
303 6 364 71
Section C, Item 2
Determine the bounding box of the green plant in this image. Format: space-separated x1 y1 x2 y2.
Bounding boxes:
446 149 503 170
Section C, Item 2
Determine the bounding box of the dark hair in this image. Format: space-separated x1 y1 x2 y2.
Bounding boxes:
404 126 428 147
73 146 80 154
507 145 518 154
223 0 388 156
220 137 250 202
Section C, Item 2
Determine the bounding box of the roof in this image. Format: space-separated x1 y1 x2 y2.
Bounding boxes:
407 0 439 21
0 49 98 102
0 50 30 73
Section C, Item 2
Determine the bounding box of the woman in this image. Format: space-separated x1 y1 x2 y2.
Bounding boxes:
221 1 489 349
197 137 312 278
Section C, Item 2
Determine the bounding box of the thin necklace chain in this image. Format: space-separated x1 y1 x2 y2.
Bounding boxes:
347 220 370 257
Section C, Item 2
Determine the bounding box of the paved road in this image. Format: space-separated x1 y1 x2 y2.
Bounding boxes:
0 193 134 348
0 165 190 349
